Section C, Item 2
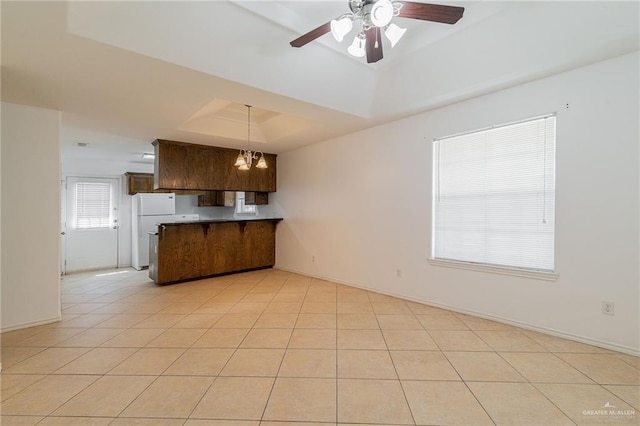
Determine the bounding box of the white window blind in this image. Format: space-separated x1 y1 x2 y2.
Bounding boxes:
74 182 112 229
432 115 556 272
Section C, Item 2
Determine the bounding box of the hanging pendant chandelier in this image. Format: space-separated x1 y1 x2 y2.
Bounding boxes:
234 105 267 170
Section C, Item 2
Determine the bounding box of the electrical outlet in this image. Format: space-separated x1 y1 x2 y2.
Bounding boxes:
602 302 615 316
396 269 402 278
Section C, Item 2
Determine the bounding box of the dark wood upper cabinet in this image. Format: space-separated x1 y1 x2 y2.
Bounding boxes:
245 191 269 205
198 191 236 207
153 139 277 192
125 171 207 196
125 172 155 195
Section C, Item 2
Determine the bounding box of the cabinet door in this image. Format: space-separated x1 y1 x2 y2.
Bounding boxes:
153 139 277 192
198 191 219 207
245 192 269 205
238 221 276 269
156 224 210 283
125 172 154 195
222 191 236 206
126 172 187 195
198 191 236 207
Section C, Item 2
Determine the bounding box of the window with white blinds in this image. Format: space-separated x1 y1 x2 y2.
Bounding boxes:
432 115 556 273
74 182 113 229
235 192 257 215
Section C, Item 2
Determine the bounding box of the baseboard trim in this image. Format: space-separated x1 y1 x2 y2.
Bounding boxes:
1 316 62 333
274 265 640 356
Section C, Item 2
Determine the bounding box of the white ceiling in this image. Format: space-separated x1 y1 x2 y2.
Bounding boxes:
2 1 638 164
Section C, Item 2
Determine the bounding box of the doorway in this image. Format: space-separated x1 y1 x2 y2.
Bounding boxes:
63 176 120 273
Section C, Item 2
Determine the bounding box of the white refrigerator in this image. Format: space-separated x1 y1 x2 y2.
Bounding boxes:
132 193 176 270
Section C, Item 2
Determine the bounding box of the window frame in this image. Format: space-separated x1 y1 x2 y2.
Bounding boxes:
429 114 558 281
73 181 114 231
235 191 257 215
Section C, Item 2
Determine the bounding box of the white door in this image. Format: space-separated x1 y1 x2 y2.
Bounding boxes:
64 176 119 273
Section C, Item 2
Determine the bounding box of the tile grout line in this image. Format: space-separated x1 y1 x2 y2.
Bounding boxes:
53 277 238 422
375 296 417 426
335 282 339 425
184 273 278 422
258 274 312 423
455 331 577 425
426 324 498 426
3 269 638 425
73 274 245 422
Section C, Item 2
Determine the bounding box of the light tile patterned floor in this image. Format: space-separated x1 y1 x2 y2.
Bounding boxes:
1 268 638 425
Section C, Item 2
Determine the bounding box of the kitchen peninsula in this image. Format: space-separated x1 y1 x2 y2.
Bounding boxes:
149 218 282 285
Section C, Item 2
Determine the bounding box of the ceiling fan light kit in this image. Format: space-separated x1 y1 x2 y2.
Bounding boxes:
385 23 407 47
370 0 395 27
291 0 464 63
330 15 353 42
347 33 367 57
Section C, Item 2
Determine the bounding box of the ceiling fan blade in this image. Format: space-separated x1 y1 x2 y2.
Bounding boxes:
290 22 332 48
397 2 464 24
365 27 383 63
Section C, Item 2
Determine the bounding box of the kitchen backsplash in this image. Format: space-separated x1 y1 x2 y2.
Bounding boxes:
175 194 280 220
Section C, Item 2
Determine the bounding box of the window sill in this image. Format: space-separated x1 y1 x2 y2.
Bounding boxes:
427 258 558 281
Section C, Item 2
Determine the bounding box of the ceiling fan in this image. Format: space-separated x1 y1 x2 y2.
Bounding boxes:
290 0 464 63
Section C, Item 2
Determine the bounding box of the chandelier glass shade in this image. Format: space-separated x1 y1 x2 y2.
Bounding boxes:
235 105 267 171
330 0 406 57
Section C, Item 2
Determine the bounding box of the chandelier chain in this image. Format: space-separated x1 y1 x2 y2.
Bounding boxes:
246 104 251 150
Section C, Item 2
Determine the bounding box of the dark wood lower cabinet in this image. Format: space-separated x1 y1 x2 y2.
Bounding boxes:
149 219 281 285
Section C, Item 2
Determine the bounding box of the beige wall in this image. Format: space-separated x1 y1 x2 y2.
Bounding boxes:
274 52 640 355
1 102 62 331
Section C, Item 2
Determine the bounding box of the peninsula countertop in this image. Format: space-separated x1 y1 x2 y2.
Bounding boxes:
149 217 282 285
157 218 283 226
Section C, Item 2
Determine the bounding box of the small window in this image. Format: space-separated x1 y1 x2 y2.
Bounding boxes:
432 115 556 273
74 182 113 229
235 192 257 215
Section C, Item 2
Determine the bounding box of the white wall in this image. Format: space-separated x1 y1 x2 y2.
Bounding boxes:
0 104 3 336
274 52 640 354
1 102 62 331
